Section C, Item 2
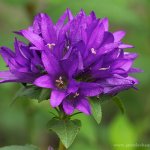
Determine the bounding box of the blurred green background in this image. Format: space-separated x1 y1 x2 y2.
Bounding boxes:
0 0 149 150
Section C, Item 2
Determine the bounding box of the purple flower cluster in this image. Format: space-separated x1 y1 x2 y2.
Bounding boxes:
0 9 140 115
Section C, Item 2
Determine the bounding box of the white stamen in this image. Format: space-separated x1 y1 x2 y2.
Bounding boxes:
99 66 110 71
47 43 55 49
91 48 96 54
56 76 64 85
66 46 70 50
73 92 80 98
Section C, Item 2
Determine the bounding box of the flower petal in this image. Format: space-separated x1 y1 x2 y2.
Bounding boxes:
67 79 79 93
21 30 44 50
75 97 91 115
87 21 105 49
0 71 38 83
67 8 74 21
42 51 61 76
12 71 39 83
50 90 66 107
14 38 30 66
63 99 74 115
101 32 114 45
56 8 73 32
80 82 103 96
98 42 119 55
119 44 134 49
113 31 126 42
124 52 138 60
0 71 18 83
41 13 56 43
111 59 133 72
129 68 143 73
34 75 54 88
103 85 133 95
33 13 42 34
78 51 84 70
100 18 109 31
0 47 14 65
105 76 135 86
60 55 78 77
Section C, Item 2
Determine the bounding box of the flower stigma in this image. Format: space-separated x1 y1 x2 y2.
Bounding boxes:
55 76 67 89
47 43 55 49
99 66 110 71
73 92 80 98
91 48 96 54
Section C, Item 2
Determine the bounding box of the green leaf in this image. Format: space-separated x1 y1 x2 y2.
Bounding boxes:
0 145 39 150
90 98 102 124
112 96 125 114
11 85 50 104
48 118 81 148
38 88 50 102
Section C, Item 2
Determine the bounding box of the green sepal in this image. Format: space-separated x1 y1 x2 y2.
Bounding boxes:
112 96 125 114
12 85 50 104
90 97 102 124
48 118 81 148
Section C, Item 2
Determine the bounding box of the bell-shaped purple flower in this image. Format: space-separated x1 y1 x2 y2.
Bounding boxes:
0 38 44 83
0 9 141 115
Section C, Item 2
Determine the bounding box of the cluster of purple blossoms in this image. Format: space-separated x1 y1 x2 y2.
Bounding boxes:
0 9 140 115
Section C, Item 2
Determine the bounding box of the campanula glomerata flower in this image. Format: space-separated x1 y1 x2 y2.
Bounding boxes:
0 9 141 115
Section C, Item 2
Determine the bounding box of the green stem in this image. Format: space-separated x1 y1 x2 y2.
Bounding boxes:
57 107 67 150
58 141 66 150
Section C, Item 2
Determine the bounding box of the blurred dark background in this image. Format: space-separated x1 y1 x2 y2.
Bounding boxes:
0 0 149 150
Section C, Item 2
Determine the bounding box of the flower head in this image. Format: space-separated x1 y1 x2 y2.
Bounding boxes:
0 38 44 83
0 9 141 115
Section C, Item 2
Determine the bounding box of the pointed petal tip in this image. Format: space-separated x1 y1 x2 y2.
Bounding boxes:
34 75 54 88
90 11 97 19
21 29 44 50
75 98 91 115
101 17 109 31
113 30 126 42
66 8 71 12
13 31 23 36
63 100 74 115
119 44 134 49
50 90 66 107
